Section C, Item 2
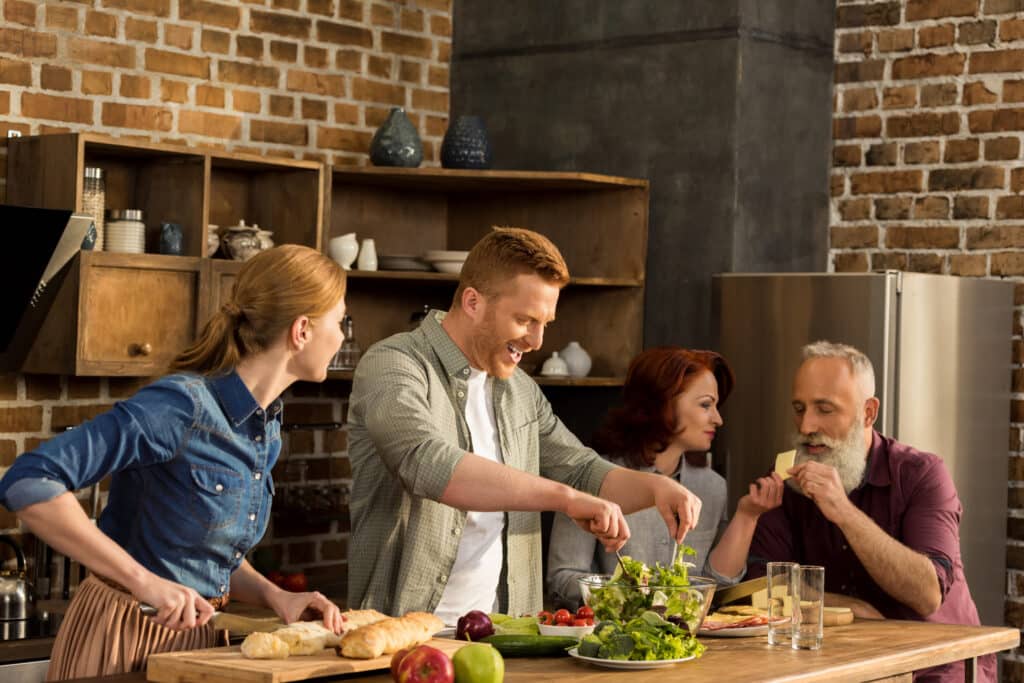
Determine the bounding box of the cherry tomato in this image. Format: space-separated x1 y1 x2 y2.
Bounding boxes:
554 609 572 626
537 610 554 626
572 618 588 627
586 617 595 626
576 605 594 621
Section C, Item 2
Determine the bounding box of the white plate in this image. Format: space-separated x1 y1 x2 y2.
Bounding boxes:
568 648 696 670
435 626 456 639
424 249 469 261
698 624 770 637
539 622 594 638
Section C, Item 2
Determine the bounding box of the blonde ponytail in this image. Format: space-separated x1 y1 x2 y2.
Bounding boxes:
170 245 346 376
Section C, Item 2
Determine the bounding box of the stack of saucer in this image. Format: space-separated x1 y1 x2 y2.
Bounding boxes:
105 209 146 254
423 250 469 274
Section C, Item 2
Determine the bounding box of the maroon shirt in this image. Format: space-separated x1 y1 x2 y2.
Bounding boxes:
749 431 993 683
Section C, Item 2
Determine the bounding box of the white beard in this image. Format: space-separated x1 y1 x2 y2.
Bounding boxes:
788 418 868 496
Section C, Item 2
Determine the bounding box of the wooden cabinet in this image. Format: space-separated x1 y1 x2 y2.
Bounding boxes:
328 167 649 384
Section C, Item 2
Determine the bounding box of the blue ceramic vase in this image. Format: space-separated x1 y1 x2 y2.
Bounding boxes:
441 115 493 169
369 107 423 168
159 222 184 255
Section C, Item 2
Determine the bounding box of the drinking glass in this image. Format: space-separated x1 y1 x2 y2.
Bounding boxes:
766 561 797 646
793 565 825 650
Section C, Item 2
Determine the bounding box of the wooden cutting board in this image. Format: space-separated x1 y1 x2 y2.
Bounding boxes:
146 638 467 683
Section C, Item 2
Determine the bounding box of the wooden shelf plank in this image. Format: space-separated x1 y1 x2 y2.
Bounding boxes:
331 165 649 191
326 369 622 387
343 270 642 287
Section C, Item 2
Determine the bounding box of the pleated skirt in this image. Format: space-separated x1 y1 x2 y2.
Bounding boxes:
46 575 218 681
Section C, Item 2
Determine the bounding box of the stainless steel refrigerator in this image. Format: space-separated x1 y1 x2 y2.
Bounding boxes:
712 272 1014 626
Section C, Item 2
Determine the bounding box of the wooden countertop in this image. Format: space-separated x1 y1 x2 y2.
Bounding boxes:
64 620 1018 683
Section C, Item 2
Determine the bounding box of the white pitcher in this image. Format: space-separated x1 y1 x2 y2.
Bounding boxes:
357 238 378 271
329 233 359 270
561 341 592 377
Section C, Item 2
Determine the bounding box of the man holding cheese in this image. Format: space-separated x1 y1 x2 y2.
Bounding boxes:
746 341 991 683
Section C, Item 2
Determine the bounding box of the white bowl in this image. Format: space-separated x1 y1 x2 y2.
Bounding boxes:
430 260 465 274
538 623 595 638
424 250 470 261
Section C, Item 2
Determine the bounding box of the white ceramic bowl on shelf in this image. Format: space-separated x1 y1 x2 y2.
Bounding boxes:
424 250 470 261
430 259 466 274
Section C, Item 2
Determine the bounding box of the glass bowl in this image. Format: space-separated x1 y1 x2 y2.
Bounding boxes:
578 574 717 634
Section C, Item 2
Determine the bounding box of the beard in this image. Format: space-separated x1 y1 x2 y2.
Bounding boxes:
788 417 868 496
468 307 518 379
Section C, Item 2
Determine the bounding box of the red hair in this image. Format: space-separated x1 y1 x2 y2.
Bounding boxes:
594 347 734 468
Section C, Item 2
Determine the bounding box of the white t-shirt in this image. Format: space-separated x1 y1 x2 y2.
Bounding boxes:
433 368 506 625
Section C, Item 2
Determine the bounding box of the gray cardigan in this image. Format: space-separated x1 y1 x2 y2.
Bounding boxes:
546 459 743 608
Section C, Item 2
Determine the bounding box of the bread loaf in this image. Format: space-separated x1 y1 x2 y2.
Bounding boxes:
240 632 290 660
340 609 390 629
338 612 445 659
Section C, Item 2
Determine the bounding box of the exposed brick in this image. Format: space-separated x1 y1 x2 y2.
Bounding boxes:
86 10 118 38
351 77 403 105
334 102 358 125
831 225 879 248
51 403 113 428
102 102 172 131
967 225 1024 248
160 78 187 103
877 28 914 52
399 59 422 84
82 70 112 95
412 88 446 112
1013 167 1024 191
269 94 293 117
993 252 1024 275
886 112 959 137
970 49 1024 74
273 0 300 9
836 2 901 27
237 35 264 60
338 0 364 21
101 0 170 17
920 83 958 107
251 9 310 38
0 90 9 114
368 54 391 79
335 48 361 70
232 90 261 113
218 61 279 87
164 24 193 50
45 3 78 31
286 69 344 96
882 85 917 109
914 196 951 219
998 195 1024 218
886 226 960 249
907 253 944 273
834 115 882 139
430 14 451 37
144 48 209 79
317 20 373 47
850 170 923 194
986 136 1020 160
427 65 448 89
126 17 158 42
201 28 230 54
842 87 878 112
317 125 373 151
22 92 93 124
401 8 424 32
919 24 956 48
1007 80 1024 102
0 439 15 467
1002 17 1024 41
66 377 101 399
179 110 242 139
69 37 133 67
120 74 150 99
371 3 395 26
838 31 873 54
178 0 239 29
985 0 1024 14
271 40 298 62
907 0 979 19
365 104 391 127
833 251 870 272
320 538 347 561
833 144 862 167
301 98 327 121
949 253 988 276
0 26 57 57
195 84 224 107
929 166 1004 190
24 375 61 400
954 196 990 219
832 174 845 197
867 142 898 165
250 119 308 145
944 138 980 163
958 20 997 44
380 31 431 58
892 53 966 80
963 80 999 105
307 0 334 15
0 57 30 86
305 45 328 68
872 251 909 270
875 196 912 219
969 107 1024 132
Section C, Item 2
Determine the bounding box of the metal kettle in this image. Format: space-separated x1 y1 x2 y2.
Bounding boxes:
0 535 32 620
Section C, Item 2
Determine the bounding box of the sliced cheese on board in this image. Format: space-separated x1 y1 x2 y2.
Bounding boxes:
775 449 796 480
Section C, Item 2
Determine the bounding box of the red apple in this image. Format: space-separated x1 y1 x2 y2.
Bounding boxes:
395 645 454 683
390 647 412 681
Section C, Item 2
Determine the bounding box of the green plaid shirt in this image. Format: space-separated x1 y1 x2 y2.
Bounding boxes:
346 310 618 617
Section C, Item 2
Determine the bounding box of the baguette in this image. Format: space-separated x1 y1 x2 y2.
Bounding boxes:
340 609 390 629
338 612 445 659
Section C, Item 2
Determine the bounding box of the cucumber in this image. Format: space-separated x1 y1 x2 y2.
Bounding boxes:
479 634 579 657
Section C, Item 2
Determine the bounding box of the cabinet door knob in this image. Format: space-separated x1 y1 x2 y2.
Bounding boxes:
131 342 153 357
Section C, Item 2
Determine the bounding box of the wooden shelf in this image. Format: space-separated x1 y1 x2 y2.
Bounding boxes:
325 369 623 387
344 270 642 287
330 166 648 191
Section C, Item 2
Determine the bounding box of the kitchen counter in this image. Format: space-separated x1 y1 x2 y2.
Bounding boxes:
62 620 1018 683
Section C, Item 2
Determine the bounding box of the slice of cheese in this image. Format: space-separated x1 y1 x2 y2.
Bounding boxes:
752 587 794 616
775 449 796 480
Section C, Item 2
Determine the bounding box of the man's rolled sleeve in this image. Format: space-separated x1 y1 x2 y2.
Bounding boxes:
899 457 961 602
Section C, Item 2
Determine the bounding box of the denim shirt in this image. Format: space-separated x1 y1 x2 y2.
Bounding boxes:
0 372 282 599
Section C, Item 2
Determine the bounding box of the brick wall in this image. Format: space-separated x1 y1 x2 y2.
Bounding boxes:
0 0 451 601
829 0 1024 676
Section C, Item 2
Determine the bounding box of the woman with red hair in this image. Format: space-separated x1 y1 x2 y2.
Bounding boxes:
547 347 783 607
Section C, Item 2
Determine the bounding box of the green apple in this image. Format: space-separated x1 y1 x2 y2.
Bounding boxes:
452 643 504 683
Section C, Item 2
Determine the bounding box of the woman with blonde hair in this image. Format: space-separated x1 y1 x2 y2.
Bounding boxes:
0 245 347 680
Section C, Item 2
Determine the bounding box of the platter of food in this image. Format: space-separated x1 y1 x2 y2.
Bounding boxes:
568 647 696 670
698 605 787 637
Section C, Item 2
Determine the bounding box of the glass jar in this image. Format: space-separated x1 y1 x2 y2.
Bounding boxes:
82 167 105 251
106 209 146 254
329 315 361 370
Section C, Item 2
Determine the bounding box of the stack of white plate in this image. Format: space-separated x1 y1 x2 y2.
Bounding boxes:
378 253 432 271
423 250 469 274
106 209 146 254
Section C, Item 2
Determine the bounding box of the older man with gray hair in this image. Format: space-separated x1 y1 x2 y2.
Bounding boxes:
747 341 991 683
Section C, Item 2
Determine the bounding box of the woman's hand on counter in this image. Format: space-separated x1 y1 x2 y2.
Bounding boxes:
133 574 215 631
266 589 345 634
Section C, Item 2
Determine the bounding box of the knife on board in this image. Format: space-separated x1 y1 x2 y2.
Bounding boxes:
710 575 768 607
139 604 284 634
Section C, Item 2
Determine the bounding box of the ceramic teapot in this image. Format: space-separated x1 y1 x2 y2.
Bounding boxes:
222 220 262 261
0 535 32 621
